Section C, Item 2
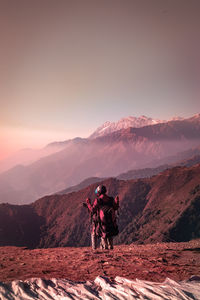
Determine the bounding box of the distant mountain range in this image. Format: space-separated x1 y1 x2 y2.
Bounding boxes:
0 114 183 174
0 143 67 174
89 115 186 139
0 113 200 205
1 163 200 248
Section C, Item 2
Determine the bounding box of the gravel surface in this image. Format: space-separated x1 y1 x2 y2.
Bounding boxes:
0 240 200 283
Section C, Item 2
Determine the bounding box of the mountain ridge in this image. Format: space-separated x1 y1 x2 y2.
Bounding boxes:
0 163 200 248
0 114 200 205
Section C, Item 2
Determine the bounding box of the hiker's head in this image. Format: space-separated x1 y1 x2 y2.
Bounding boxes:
95 185 107 196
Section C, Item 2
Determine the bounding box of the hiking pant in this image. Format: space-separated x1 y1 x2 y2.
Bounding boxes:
101 236 113 250
91 232 97 250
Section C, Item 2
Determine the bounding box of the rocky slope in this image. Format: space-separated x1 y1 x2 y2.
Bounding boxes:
0 164 200 248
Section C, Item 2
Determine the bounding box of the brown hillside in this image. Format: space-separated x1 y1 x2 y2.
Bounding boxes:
0 164 200 248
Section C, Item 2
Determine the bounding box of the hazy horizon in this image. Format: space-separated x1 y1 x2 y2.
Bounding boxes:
1 0 200 159
1 111 199 162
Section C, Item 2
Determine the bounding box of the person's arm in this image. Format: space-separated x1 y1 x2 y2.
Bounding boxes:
86 198 92 212
113 196 119 210
86 198 99 213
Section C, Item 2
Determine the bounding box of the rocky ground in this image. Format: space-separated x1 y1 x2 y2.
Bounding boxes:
0 240 200 284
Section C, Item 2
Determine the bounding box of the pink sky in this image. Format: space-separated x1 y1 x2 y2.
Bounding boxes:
1 0 200 160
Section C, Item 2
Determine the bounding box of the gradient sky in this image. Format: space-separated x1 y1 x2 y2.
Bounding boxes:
1 0 200 159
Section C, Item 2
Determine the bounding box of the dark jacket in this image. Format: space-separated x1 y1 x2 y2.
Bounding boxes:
86 194 119 238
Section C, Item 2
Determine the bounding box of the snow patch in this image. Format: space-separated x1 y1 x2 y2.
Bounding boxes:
1 276 200 299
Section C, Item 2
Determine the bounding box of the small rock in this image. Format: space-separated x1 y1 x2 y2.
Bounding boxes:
99 260 105 264
189 275 200 282
158 257 167 263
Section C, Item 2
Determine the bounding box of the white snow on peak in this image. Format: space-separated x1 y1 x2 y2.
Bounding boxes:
89 115 167 139
90 113 200 139
170 116 185 121
99 124 112 133
192 113 200 119
1 276 200 299
152 119 159 124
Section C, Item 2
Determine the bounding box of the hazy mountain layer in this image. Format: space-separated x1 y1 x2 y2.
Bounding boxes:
0 115 165 174
57 150 200 194
0 114 200 204
0 143 67 174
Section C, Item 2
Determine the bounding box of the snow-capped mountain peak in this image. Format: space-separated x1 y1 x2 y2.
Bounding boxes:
89 115 166 139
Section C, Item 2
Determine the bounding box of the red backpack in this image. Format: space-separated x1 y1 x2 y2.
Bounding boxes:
97 196 119 237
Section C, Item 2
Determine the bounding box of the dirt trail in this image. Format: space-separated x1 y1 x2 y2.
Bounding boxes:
0 240 200 283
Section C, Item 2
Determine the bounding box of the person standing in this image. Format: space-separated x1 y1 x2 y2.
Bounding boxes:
86 185 119 250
